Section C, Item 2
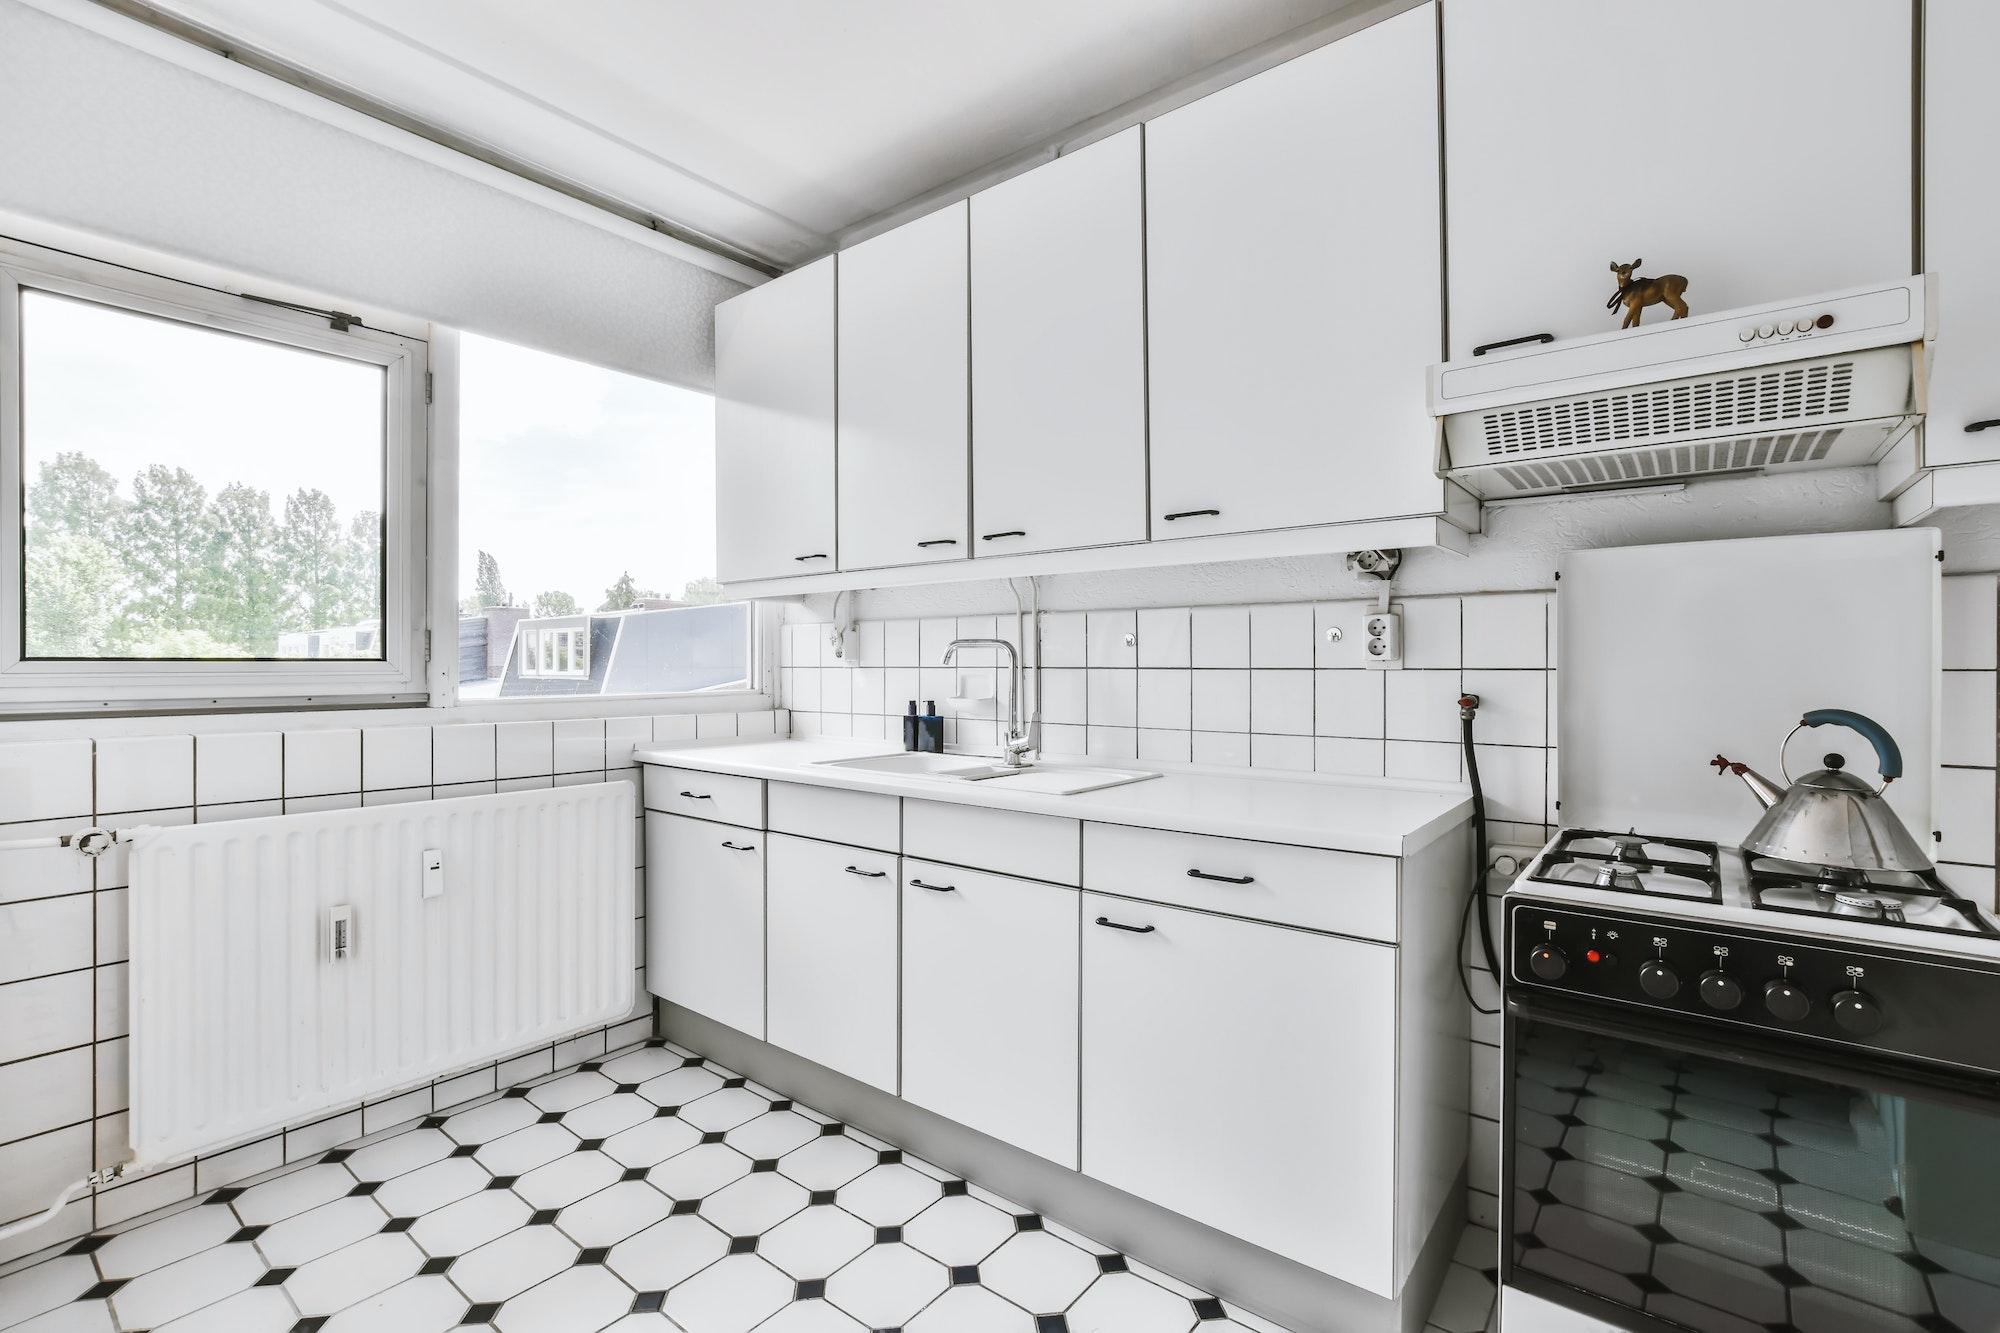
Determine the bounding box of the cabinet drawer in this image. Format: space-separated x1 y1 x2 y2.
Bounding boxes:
645 765 764 829
1084 823 1397 941
768 781 899 852
903 800 1079 885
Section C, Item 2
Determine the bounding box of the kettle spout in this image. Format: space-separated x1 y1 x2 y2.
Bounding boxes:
1711 754 1785 809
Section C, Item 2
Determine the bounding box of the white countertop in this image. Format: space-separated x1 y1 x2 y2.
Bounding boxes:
634 738 1473 857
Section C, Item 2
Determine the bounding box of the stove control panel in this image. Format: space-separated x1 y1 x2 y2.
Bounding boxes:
1508 900 2000 1075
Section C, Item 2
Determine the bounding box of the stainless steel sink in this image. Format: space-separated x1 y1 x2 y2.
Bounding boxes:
813 752 1158 795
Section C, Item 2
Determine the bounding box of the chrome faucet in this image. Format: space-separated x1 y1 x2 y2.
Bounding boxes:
942 638 1037 767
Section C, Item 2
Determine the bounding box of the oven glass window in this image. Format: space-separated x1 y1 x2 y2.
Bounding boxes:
1510 1023 2000 1331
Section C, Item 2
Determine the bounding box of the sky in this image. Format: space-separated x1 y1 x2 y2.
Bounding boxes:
22 290 384 517
457 332 716 610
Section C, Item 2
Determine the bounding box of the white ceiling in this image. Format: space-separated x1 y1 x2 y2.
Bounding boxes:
143 0 1362 268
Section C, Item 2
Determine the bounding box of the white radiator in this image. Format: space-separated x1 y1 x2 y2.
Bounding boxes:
127 783 636 1169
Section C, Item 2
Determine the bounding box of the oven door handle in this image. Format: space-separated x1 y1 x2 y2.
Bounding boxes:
1506 992 2000 1112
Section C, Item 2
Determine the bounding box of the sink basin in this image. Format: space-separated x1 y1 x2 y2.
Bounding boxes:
814 752 1159 795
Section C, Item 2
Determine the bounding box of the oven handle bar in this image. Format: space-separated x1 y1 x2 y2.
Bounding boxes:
1506 993 2000 1113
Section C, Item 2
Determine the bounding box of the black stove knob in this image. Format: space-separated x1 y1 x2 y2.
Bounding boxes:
1637 960 1681 999
1832 990 1884 1037
1699 970 1744 1011
1528 943 1568 981
1763 979 1812 1023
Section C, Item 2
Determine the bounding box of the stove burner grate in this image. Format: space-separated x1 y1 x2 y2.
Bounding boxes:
1746 859 1999 937
1528 829 1723 903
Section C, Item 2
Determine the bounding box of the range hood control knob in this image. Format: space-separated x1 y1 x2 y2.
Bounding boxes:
1528 944 1568 981
1763 979 1812 1023
1699 970 1744 1011
1832 990 1884 1037
1637 960 1681 999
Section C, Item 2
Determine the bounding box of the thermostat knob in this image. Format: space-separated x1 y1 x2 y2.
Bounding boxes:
1638 960 1681 999
1528 944 1568 981
1699 970 1744 1011
1832 990 1884 1036
1764 979 1812 1023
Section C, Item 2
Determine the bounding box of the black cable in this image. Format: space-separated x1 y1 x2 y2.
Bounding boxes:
1457 696 1500 1015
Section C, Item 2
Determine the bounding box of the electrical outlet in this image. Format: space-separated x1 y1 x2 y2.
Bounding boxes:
1362 611 1402 668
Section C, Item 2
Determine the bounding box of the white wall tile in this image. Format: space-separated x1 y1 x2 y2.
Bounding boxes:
194 799 283 824
0 1046 92 1143
1385 670 1463 744
1315 738 1385 778
604 717 653 769
1314 671 1385 740
1944 574 1998 670
196 1135 283 1193
1473 744 1549 826
0 822 94 905
1249 670 1314 736
95 737 194 815
819 667 854 715
94 1038 126 1116
1191 607 1250 669
1461 593 1548 669
432 1066 497 1111
1461 670 1547 748
1191 670 1249 733
0 1124 90 1227
1039 613 1086 668
96 888 127 966
652 715 698 743
1086 610 1138 668
496 1046 553 1087
1314 601 1374 669
0 970 92 1066
1940 672 1997 769
740 710 780 738
1936 766 1997 866
0 895 92 983
284 729 360 798
284 1110 362 1163
1942 862 1997 910
1137 729 1192 764
1386 740 1460 783
695 713 738 740
913 617 955 669
882 619 919 668
496 776 553 794
95 963 127 1040
1040 669 1087 727
361 727 432 792
285 792 362 815
194 733 282 806
1040 723 1085 756
495 720 554 778
1136 670 1193 732
425 724 492 786
1135 609 1191 668
1192 732 1250 767
1249 603 1315 669
1400 597 1462 669
554 719 606 774
0 742 94 825
1251 734 1313 772
850 666 885 717
1086 726 1138 761
1085 670 1137 729
361 787 431 806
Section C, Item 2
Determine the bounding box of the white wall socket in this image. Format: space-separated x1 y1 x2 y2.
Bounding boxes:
1363 611 1402 668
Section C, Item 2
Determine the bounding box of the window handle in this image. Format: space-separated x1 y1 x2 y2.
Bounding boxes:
1966 420 2000 433
1162 509 1220 521
1187 868 1254 885
845 866 888 878
1094 916 1156 934
1471 332 1555 357
981 531 1026 541
678 791 712 800
911 878 956 892
916 538 959 548
720 840 756 852
794 552 829 561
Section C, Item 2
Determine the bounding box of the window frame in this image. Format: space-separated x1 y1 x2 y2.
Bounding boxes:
518 621 591 680
0 239 430 716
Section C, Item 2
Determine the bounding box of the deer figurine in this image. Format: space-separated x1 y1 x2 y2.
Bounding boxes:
1606 259 1690 328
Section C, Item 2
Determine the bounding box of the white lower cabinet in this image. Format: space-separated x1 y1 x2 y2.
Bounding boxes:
901 859 1081 1169
766 835 900 1093
1080 891 1398 1295
646 812 766 1039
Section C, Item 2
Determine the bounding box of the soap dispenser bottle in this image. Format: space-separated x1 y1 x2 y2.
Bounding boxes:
902 700 920 752
917 700 945 754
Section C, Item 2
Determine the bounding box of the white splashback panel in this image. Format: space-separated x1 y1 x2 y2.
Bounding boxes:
1558 529 1939 846
128 784 636 1169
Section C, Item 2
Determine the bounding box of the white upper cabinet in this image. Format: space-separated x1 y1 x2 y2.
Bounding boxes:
1146 5 1446 540
714 258 836 581
1443 0 1912 363
837 202 970 571
971 127 1148 555
1923 0 2000 467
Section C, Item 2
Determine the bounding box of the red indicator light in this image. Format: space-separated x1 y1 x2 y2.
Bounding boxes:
1586 949 1603 964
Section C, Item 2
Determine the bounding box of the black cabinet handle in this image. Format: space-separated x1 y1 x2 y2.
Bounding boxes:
721 841 756 852
1162 509 1220 522
794 553 829 562
916 538 959 548
1967 420 2000 433
981 531 1026 541
1187 869 1255 885
1095 916 1157 934
845 866 887 878
911 878 956 892
1472 333 1555 357
678 791 712 800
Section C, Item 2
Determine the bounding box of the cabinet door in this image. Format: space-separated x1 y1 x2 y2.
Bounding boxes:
902 860 1079 1168
1924 0 2000 466
645 812 765 1038
1146 6 1444 540
971 127 1147 555
837 202 970 571
714 258 836 581
766 835 899 1093
1080 892 1397 1293
1444 0 1912 362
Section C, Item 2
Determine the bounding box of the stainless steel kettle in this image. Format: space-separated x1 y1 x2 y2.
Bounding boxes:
1711 708 1933 874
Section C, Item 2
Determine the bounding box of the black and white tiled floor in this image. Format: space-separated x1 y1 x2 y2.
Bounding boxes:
0 1039 1498 1333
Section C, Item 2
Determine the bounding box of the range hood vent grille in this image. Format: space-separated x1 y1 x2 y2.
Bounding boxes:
1490 430 1846 495
1480 361 1856 458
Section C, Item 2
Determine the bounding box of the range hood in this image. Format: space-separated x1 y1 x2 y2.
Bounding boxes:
1429 275 1933 499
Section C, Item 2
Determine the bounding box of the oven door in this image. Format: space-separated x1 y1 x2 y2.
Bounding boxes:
1504 992 2000 1333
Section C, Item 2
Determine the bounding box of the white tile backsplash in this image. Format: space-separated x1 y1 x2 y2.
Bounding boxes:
1460 593 1548 669
0 742 94 825
1135 608 1192 668
193 732 282 806
1190 669 1250 733
361 726 433 791
94 737 194 815
1190 606 1250 669
1249 603 1315 669
283 729 360 798
494 721 553 779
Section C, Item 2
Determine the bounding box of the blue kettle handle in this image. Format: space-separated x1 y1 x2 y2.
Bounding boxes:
1801 709 1903 781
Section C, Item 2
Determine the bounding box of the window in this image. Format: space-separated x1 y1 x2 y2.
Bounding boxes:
456 332 751 701
0 240 428 714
